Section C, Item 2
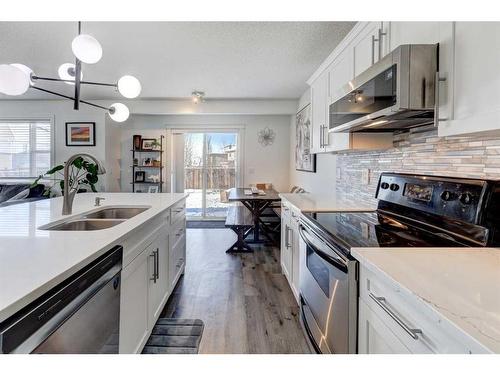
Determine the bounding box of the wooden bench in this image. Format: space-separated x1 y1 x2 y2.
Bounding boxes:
225 205 254 252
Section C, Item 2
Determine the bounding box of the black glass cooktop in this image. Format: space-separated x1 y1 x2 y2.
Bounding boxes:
302 211 471 252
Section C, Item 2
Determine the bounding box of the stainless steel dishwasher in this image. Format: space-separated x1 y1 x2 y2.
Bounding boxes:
0 246 122 354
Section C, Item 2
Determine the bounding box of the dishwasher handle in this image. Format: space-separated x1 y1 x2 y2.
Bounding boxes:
0 246 123 354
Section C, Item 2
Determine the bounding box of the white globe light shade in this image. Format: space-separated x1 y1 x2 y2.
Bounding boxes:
10 63 34 85
117 75 141 98
108 103 129 122
71 34 102 64
58 63 83 85
0 64 30 96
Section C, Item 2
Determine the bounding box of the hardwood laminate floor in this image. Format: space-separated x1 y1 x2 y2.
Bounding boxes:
160 228 311 354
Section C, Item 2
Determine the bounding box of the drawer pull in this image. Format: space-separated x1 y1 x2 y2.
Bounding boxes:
369 292 423 340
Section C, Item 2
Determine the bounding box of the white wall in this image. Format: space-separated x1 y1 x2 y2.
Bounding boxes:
115 114 291 192
289 89 338 195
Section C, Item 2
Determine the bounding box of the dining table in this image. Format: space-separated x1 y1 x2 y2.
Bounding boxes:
227 188 281 243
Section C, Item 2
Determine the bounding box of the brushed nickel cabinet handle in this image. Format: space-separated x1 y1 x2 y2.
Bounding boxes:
150 252 157 283
285 224 290 248
377 28 386 60
371 34 376 65
369 292 422 340
155 249 159 280
434 72 448 126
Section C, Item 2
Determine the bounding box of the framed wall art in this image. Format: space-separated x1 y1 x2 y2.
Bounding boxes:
65 122 96 146
295 104 316 173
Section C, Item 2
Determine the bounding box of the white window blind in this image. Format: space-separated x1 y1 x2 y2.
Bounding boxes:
0 120 52 178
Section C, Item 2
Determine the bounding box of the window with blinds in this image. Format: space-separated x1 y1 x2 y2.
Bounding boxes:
0 120 52 178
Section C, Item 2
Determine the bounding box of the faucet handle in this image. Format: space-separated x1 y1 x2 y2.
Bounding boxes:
95 197 105 207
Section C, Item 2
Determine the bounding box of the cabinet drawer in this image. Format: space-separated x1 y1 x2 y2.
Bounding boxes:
169 233 186 290
171 200 186 225
170 218 186 249
359 265 483 353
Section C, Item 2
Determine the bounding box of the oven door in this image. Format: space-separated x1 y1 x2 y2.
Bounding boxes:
299 223 357 354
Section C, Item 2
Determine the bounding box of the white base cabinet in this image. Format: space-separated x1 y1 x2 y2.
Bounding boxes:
280 200 300 304
119 198 186 354
358 263 489 354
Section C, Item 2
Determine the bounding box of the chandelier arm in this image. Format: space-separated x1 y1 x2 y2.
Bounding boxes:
80 80 118 88
30 85 75 101
32 75 117 87
30 86 110 111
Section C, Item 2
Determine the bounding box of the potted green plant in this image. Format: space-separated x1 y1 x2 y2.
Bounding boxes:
32 156 101 197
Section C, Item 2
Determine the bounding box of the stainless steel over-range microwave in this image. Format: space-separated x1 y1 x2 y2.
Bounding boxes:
329 44 439 133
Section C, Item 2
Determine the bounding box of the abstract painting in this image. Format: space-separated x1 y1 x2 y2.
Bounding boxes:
295 104 316 172
65 122 96 146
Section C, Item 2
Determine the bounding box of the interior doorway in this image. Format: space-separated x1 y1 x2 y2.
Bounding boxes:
171 129 241 219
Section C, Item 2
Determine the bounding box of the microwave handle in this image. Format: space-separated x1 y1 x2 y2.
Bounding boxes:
298 224 348 272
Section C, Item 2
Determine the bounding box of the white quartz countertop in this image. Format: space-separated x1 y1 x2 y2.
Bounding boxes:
352 247 500 353
0 192 187 323
279 192 376 212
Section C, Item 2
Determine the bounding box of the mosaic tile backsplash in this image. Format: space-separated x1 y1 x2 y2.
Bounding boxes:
336 125 500 205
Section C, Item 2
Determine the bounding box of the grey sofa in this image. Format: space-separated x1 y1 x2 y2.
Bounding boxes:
0 183 47 208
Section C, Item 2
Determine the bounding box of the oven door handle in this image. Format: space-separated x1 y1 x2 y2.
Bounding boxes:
299 224 348 272
299 296 321 354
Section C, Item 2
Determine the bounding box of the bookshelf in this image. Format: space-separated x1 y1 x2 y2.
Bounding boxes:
131 135 164 193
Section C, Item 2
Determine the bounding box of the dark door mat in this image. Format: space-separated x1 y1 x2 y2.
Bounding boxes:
186 220 226 229
142 318 204 354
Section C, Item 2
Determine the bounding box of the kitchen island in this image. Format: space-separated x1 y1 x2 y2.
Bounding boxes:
0 192 187 353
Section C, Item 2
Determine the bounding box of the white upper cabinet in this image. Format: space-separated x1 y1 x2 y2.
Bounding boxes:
352 22 386 76
389 22 441 50
328 46 354 102
438 22 500 136
307 22 393 153
325 47 354 152
310 70 328 154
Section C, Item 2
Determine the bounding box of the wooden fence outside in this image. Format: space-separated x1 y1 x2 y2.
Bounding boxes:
185 167 236 190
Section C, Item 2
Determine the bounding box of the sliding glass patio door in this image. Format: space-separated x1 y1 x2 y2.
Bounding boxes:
183 131 239 219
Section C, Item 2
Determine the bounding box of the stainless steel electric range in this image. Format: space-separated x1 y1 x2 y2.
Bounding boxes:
298 172 500 354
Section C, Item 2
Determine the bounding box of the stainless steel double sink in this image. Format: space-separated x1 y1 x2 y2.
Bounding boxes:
39 206 151 231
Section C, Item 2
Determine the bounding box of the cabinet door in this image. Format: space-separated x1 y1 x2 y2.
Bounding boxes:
290 211 300 303
358 299 411 354
439 22 500 136
325 47 354 152
119 248 150 353
353 22 384 77
310 70 328 153
148 231 170 328
389 22 441 51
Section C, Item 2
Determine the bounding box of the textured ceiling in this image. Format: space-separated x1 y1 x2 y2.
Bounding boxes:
0 21 355 100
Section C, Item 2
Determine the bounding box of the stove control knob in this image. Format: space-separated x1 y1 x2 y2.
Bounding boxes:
459 192 474 205
440 190 456 201
389 183 400 192
381 182 390 190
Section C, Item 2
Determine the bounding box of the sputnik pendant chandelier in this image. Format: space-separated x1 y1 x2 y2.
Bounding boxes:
0 22 141 122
